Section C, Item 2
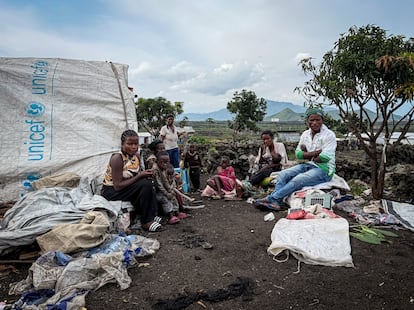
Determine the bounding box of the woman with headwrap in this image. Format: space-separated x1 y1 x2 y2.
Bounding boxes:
254 107 337 211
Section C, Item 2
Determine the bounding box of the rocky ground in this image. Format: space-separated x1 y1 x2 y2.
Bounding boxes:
0 149 413 310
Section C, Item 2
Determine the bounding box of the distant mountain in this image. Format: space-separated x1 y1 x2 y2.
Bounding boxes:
180 100 306 121
180 100 403 122
265 108 303 122
265 100 307 116
182 108 232 121
267 107 404 122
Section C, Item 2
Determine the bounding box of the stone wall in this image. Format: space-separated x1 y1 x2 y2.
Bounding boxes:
186 142 413 201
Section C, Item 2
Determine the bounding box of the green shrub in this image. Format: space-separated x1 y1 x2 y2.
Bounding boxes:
188 135 210 145
347 180 369 196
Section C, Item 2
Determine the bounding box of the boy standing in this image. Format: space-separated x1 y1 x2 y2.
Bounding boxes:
184 144 202 192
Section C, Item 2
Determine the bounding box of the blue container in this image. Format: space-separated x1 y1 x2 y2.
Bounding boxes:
174 168 190 193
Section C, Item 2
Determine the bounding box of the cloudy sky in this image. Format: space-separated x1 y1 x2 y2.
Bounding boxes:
1 0 413 113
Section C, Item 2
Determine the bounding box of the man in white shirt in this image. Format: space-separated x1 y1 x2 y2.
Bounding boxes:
254 107 336 210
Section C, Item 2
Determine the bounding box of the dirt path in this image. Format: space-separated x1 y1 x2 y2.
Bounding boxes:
1 175 413 309
84 191 413 310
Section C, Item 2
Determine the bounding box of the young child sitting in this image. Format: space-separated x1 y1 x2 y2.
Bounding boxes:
204 156 236 198
153 151 188 224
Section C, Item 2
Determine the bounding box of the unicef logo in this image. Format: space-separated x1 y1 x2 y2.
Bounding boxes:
26 102 45 117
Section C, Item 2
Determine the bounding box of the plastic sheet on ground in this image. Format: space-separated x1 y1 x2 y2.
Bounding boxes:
267 218 354 267
9 234 160 309
0 177 121 256
383 200 414 232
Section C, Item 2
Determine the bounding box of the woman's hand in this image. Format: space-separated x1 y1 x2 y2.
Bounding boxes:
139 169 153 179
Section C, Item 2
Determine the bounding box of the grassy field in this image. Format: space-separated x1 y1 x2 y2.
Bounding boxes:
186 120 414 144
187 121 307 143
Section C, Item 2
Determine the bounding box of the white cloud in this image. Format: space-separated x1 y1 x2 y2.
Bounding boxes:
294 53 312 64
170 61 265 96
1 0 414 113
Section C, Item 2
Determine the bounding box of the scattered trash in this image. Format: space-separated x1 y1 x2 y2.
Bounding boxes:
246 198 254 204
264 212 275 222
201 242 213 249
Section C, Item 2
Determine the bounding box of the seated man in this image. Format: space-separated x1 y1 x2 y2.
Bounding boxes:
254 107 336 210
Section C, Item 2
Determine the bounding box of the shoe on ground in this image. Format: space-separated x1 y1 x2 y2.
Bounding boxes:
168 215 180 224
177 212 189 219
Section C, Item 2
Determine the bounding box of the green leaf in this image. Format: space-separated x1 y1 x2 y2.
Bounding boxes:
350 232 383 244
368 228 399 238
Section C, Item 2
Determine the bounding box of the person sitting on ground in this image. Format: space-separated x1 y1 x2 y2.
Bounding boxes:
144 139 166 169
184 143 203 192
254 107 336 211
204 156 236 198
152 151 188 224
101 129 163 232
249 130 284 187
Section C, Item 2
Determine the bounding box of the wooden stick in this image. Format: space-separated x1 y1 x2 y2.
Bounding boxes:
173 188 195 202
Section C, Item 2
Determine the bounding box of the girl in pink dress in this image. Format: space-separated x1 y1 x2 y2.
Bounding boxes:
206 156 236 198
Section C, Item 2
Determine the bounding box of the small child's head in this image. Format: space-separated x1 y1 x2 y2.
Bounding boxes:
272 153 282 164
149 139 165 154
156 151 170 171
220 156 230 168
146 154 157 169
189 144 197 152
155 142 165 154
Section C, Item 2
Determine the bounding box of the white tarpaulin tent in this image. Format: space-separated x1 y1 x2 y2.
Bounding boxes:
0 57 137 201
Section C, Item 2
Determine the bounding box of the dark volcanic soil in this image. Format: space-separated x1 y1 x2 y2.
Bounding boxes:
1 184 413 310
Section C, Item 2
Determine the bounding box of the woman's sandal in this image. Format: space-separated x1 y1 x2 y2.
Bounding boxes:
143 221 164 232
154 216 168 225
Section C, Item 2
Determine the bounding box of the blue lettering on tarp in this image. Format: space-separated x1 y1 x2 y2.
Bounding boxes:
31 61 49 95
24 103 46 161
24 60 49 162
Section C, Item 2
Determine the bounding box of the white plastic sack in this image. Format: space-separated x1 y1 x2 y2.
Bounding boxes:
0 57 137 201
267 218 354 267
